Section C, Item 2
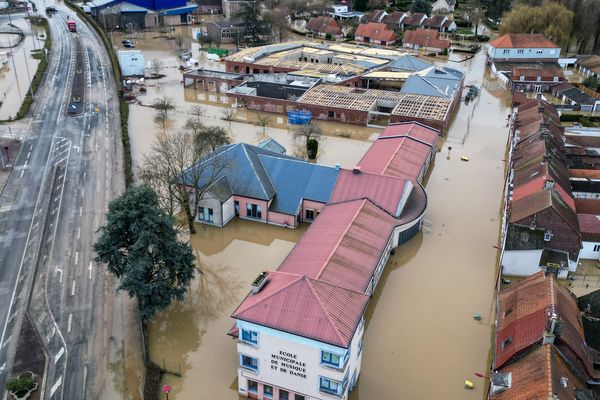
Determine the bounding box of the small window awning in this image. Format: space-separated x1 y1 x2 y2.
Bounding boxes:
227 324 239 339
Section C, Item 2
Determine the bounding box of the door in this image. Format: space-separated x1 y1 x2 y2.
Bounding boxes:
234 200 239 216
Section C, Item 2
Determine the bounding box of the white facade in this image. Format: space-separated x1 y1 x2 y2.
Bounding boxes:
581 241 600 261
501 249 574 278
486 45 561 62
432 0 454 12
195 191 236 227
118 50 144 76
331 4 348 13
236 320 364 400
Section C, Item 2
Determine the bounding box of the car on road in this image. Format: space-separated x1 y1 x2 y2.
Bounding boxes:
45 6 57 13
122 40 135 48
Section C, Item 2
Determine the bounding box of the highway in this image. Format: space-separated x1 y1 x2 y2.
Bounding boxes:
0 4 139 399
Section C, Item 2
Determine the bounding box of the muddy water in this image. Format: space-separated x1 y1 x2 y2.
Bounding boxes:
146 219 306 399
136 40 511 399
0 17 42 120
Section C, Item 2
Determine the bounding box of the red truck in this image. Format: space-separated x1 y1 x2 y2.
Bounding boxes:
67 20 77 32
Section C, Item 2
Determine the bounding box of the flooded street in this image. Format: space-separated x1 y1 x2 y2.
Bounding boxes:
127 33 511 399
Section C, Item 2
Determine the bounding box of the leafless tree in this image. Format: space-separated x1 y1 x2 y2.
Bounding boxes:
293 121 323 144
174 35 185 51
194 125 231 153
150 58 163 78
256 112 272 136
190 104 205 123
138 128 230 234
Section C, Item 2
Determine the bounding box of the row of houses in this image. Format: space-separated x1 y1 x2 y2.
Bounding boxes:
359 9 456 32
183 42 464 132
178 121 441 400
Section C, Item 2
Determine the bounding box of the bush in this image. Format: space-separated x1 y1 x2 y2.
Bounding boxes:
579 117 595 127
477 35 490 42
345 33 355 40
560 114 600 124
5 375 36 397
583 76 599 91
307 139 318 159
325 33 332 40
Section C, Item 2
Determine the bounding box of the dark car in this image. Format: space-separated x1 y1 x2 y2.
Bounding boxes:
45 6 57 13
122 40 135 48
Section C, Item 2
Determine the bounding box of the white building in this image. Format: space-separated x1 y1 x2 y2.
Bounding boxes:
118 50 144 76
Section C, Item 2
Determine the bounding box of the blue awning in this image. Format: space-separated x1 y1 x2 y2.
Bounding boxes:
159 3 197 15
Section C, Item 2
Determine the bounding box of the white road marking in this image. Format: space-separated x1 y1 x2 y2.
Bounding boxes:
79 206 82 217
88 261 92 280
83 172 86 180
71 280 76 296
1 335 10 348
26 151 31 160
81 188 85 198
67 314 72 333
74 251 79 265
56 268 63 283
50 376 62 396
77 227 81 239
54 347 65 364
20 170 24 178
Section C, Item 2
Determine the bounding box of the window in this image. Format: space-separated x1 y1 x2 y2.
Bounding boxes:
240 354 258 371
537 50 543 54
305 209 314 221
319 377 341 395
504 307 513 317
198 206 214 222
594 244 600 252
544 231 553 242
502 336 513 349
519 75 525 81
280 390 289 400
503 49 510 54
246 203 262 219
248 380 258 393
241 329 258 345
517 49 524 54
536 76 541 82
264 385 273 398
328 111 335 118
295 396 305 400
321 351 341 367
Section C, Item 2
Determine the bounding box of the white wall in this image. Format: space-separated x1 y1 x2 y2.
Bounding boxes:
502 249 572 278
236 321 364 400
580 241 600 261
223 196 236 225
196 192 224 226
118 50 144 76
488 47 560 61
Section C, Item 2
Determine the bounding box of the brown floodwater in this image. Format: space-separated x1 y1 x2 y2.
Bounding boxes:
136 41 512 399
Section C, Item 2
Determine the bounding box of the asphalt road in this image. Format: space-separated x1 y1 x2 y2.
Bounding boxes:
0 4 134 399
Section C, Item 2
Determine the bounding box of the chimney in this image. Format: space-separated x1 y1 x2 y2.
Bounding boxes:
352 165 362 174
538 105 544 113
335 163 341 170
544 179 555 190
543 312 558 345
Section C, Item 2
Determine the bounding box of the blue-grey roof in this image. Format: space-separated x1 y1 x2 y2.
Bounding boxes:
401 75 451 97
259 155 340 215
120 2 150 12
258 138 286 154
181 143 338 212
387 55 432 72
401 67 463 98
423 66 464 80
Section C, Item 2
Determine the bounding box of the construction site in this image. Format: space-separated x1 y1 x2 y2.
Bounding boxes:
183 42 463 131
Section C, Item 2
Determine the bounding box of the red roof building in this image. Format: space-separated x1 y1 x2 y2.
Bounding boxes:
402 28 450 53
487 34 561 62
491 272 600 398
354 22 397 45
305 16 343 38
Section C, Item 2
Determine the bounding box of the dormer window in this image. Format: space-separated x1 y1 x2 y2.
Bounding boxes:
502 336 513 349
544 231 553 241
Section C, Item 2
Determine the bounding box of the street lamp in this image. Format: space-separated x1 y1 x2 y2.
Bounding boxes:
162 384 171 400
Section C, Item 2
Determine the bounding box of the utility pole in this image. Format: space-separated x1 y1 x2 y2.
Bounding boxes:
22 47 34 99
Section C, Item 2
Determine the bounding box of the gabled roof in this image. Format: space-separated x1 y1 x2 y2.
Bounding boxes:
329 169 409 216
360 9 387 23
382 11 406 24
578 214 600 242
358 122 437 181
355 22 396 42
509 188 579 233
403 28 450 49
489 33 559 49
386 54 432 72
257 138 286 154
259 155 339 215
305 16 342 36
401 74 458 98
232 271 369 348
277 199 399 292
206 176 233 202
424 15 446 28
403 13 427 26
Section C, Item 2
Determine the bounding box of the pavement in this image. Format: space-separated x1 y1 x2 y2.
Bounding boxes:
0 3 143 399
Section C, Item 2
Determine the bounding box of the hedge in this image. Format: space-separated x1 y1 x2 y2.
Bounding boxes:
560 114 600 124
65 0 133 187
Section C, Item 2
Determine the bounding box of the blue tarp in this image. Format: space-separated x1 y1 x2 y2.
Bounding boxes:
288 110 312 125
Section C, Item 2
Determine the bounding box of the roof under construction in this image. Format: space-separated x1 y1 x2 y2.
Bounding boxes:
391 93 451 121
297 85 408 111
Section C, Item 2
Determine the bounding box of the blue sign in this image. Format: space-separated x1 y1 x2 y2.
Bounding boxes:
288 110 312 125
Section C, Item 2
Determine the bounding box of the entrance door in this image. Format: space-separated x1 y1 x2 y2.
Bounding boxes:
234 201 239 216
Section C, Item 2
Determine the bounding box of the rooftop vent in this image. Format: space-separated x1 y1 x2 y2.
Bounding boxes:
544 179 555 190
352 165 362 174
335 163 341 170
251 271 269 294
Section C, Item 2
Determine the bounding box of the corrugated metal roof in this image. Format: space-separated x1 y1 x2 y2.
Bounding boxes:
277 199 398 292
259 155 339 215
232 272 369 348
386 54 432 72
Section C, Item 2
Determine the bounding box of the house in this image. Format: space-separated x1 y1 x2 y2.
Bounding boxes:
360 9 387 23
230 122 436 399
87 0 198 29
402 28 450 54
330 3 348 14
222 0 251 20
510 65 565 92
206 20 242 44
181 143 340 228
257 138 286 154
431 0 455 13
502 98 582 277
551 82 600 112
354 22 396 45
305 16 343 39
490 272 600 399
196 0 221 14
118 50 144 76
382 11 406 31
487 33 561 63
401 13 428 30
422 15 456 32
576 54 600 78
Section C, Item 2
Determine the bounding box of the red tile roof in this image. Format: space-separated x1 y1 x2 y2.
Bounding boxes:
355 22 396 42
511 175 575 211
494 272 596 380
578 214 600 241
489 33 559 49
277 199 398 292
569 169 600 179
305 16 342 36
575 198 600 215
357 122 438 180
330 169 409 216
232 272 369 347
403 28 450 49
403 13 426 26
511 67 565 81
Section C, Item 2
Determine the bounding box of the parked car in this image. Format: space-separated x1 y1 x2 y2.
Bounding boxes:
122 39 135 48
45 6 57 13
180 50 191 60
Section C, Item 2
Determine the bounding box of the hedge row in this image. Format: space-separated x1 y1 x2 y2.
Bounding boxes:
560 113 600 125
65 0 133 187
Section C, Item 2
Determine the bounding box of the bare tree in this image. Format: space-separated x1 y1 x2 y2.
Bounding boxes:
153 96 175 118
294 121 323 159
256 112 272 136
175 35 185 51
150 58 163 78
138 128 230 234
194 125 231 153
190 104 205 123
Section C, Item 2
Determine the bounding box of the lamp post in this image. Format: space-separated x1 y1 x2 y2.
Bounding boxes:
162 384 171 400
